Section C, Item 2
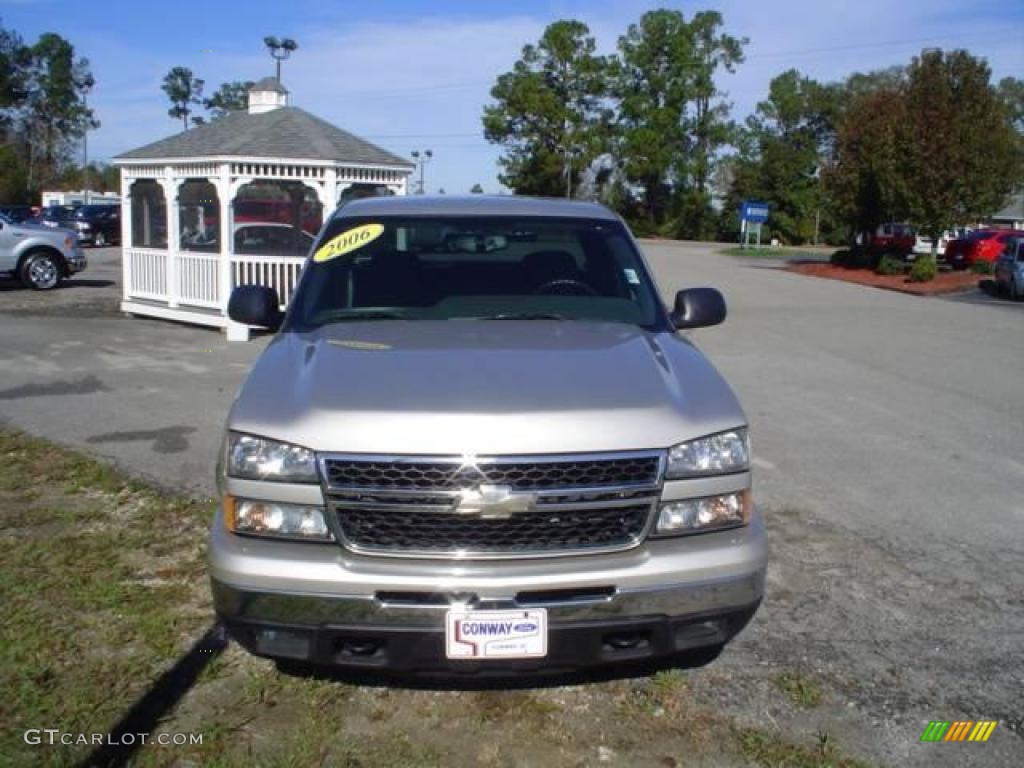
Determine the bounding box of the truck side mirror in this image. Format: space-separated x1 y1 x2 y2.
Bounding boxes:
228 285 283 330
671 287 727 330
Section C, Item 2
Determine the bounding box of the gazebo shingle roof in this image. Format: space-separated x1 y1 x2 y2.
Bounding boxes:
115 106 414 167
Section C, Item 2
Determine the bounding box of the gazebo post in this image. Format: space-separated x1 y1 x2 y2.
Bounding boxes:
121 172 133 303
221 170 249 342
160 170 181 308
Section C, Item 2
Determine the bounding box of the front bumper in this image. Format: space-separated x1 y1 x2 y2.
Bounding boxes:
65 247 87 274
210 507 767 674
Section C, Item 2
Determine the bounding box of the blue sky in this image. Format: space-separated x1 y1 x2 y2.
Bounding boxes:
2 0 1021 195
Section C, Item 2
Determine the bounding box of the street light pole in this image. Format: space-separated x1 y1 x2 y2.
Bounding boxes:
411 149 433 195
82 76 94 205
263 36 299 85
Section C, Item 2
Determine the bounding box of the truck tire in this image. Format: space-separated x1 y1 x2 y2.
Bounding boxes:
19 250 64 290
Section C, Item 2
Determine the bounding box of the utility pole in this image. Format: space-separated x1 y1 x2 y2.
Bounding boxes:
263 36 298 84
411 149 433 195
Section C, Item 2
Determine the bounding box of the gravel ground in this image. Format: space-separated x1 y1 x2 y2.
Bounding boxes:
0 242 1021 766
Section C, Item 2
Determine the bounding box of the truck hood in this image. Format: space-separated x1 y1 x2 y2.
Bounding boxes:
229 321 746 455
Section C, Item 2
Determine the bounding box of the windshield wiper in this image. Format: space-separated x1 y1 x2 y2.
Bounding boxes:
476 313 575 321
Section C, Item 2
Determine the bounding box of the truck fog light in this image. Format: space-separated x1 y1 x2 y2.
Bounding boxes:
655 491 750 536
230 498 334 541
255 628 311 659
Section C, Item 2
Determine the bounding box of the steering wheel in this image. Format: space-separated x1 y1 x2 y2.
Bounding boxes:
533 278 598 296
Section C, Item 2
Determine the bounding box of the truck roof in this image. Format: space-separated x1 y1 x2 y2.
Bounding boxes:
335 195 620 221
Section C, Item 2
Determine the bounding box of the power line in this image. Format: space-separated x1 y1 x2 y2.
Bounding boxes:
745 33 1022 60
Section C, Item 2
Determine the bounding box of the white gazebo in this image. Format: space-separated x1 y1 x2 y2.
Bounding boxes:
114 78 414 340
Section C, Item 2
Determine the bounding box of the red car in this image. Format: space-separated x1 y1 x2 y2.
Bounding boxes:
944 229 1024 269
867 223 916 256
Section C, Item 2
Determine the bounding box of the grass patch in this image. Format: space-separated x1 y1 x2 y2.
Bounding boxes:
737 728 871 768
719 246 835 261
0 427 876 768
775 670 824 708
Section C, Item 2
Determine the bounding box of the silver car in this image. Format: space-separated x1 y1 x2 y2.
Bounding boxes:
210 196 767 676
994 236 1024 301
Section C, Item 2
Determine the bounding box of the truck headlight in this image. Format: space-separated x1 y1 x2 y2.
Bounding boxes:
227 432 318 483
666 429 749 479
654 491 750 536
225 497 333 541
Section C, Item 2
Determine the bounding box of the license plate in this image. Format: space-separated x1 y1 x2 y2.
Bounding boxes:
445 608 547 660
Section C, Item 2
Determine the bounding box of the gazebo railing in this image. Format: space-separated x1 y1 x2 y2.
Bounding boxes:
124 248 168 301
177 251 221 309
124 248 305 312
231 254 305 309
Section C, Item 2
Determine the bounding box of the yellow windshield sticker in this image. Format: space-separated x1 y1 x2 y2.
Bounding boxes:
314 223 385 263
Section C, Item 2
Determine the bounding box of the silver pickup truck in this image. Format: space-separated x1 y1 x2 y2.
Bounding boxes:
210 196 766 676
0 212 87 289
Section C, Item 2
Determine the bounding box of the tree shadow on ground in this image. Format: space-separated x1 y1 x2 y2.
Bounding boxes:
79 623 227 768
0 278 114 292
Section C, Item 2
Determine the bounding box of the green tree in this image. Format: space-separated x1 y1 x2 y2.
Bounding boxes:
613 9 694 227
611 9 744 236
900 50 1022 256
727 70 839 244
203 80 254 120
826 87 910 240
0 20 29 116
21 33 97 193
483 20 612 196
162 67 204 130
996 76 1024 133
682 11 745 238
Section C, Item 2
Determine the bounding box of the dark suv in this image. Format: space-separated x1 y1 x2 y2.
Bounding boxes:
71 204 121 247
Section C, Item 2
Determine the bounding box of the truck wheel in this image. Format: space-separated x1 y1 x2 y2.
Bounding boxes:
93 232 106 247
19 251 63 290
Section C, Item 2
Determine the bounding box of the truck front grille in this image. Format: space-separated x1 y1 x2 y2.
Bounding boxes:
320 452 664 559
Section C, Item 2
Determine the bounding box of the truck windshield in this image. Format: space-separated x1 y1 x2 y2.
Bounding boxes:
286 216 663 329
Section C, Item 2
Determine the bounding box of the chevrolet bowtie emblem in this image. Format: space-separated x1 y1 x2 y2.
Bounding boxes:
452 484 537 519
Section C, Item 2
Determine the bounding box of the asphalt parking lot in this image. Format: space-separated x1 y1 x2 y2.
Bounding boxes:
1 243 1021 766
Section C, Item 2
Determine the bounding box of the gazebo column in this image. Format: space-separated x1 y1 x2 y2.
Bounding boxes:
223 176 249 342
159 172 182 308
120 173 133 303
323 167 338 215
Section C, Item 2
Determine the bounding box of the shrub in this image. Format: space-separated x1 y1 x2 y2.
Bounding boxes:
908 255 938 282
970 260 994 275
875 254 905 275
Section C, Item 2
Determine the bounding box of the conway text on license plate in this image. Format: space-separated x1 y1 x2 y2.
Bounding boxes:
445 609 548 659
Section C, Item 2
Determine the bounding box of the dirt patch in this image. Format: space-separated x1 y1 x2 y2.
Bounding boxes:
786 262 981 296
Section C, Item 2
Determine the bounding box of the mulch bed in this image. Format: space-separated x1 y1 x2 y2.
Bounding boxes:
786 261 982 296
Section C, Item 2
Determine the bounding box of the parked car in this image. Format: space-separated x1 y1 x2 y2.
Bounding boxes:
233 222 315 256
0 204 36 223
911 230 962 259
0 212 87 289
993 236 1024 300
32 204 80 229
944 229 1024 269
868 223 916 257
71 204 121 247
210 195 766 675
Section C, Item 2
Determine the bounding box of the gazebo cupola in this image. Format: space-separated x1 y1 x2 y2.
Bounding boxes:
247 77 289 114
113 84 415 340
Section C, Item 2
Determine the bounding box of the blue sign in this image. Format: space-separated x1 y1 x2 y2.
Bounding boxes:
741 201 770 223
